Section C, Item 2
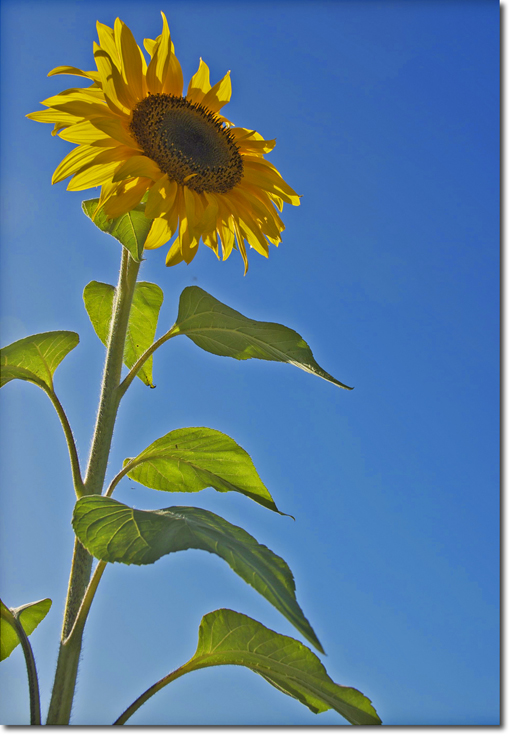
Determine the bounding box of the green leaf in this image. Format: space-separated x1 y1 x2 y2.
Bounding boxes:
173 286 352 389
83 281 163 387
0 598 52 662
115 609 381 726
73 496 322 652
82 199 153 263
122 427 282 514
0 331 79 391
181 609 381 725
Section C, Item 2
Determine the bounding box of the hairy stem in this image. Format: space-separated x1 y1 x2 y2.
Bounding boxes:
46 248 141 725
113 662 193 725
117 323 179 400
46 388 85 497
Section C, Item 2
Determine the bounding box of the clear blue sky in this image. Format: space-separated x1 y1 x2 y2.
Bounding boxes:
0 0 499 726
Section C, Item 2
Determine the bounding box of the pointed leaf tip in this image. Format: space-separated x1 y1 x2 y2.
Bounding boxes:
73 496 322 651
174 286 352 389
1 331 79 390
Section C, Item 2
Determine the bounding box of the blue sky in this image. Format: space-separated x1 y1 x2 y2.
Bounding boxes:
0 0 499 726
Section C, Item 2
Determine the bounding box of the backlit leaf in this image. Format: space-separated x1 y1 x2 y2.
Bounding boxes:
0 331 79 391
82 198 152 262
0 598 52 662
122 427 282 513
173 287 352 389
83 281 163 386
116 610 381 726
181 610 380 725
73 496 321 652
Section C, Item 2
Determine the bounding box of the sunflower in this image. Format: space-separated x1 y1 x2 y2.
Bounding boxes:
27 13 300 272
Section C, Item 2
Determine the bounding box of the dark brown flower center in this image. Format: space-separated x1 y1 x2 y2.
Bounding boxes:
129 94 243 193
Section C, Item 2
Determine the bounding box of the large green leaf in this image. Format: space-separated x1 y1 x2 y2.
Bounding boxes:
0 598 52 662
115 609 381 726
0 331 79 391
121 427 282 514
83 281 163 387
185 610 380 724
82 198 153 263
73 496 322 652
172 286 352 389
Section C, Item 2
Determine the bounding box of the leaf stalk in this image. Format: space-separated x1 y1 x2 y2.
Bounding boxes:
2 606 41 725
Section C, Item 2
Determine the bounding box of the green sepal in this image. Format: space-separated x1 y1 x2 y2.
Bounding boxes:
0 598 52 662
173 286 352 389
82 198 153 263
0 331 79 391
179 609 381 725
73 496 322 652
122 427 283 514
83 281 163 387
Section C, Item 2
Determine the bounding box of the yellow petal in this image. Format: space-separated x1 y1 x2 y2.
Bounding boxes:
93 43 132 115
187 59 211 105
195 191 218 234
48 66 101 84
242 161 301 206
58 120 116 146
52 144 108 184
238 212 270 257
41 89 105 106
66 146 135 190
233 185 285 235
203 230 219 257
89 117 138 148
165 236 185 266
232 218 249 275
26 108 82 125
98 179 119 209
216 205 236 261
146 12 182 96
146 217 173 250
145 176 178 219
114 18 144 102
237 136 276 154
144 38 157 56
201 71 231 113
49 97 117 121
112 154 162 182
102 177 151 218
96 21 120 67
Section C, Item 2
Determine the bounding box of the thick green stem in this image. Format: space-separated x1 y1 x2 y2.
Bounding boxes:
46 248 140 725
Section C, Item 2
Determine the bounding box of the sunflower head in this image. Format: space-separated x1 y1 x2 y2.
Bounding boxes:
27 13 300 273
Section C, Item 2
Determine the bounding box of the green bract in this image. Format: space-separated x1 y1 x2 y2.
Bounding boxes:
82 199 152 263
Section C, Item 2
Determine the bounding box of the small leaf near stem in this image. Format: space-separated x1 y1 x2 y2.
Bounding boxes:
0 332 84 496
0 601 43 725
84 281 164 387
